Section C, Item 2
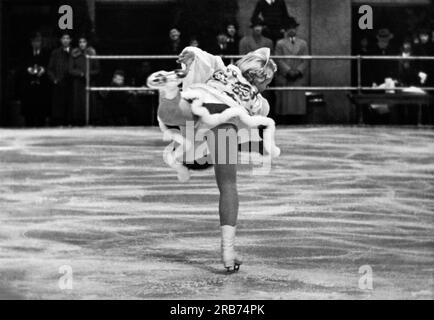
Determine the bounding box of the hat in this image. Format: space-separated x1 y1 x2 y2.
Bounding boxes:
376 28 394 41
282 16 300 30
250 17 265 28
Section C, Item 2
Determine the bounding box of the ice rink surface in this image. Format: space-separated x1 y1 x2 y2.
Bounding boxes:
0 126 433 300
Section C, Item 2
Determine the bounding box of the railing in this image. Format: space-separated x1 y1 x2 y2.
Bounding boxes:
85 54 434 126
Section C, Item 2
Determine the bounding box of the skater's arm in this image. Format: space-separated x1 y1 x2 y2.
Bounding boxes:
180 47 226 89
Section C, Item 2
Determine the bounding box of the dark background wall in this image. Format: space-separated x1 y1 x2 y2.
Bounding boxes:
1 0 434 126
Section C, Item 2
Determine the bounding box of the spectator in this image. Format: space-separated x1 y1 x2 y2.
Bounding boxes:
414 28 434 87
396 39 425 124
239 18 273 55
414 28 434 56
275 17 308 124
358 37 371 55
69 35 100 125
251 0 290 44
225 22 240 55
102 70 132 125
163 28 184 70
165 28 183 54
47 31 73 126
398 39 421 87
369 28 398 85
210 31 230 54
189 36 200 48
19 32 50 127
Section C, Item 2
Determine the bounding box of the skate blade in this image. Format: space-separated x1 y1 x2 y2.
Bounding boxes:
148 74 168 87
225 263 241 274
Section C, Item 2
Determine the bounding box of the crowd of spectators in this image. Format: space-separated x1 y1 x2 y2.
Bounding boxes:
15 0 434 127
355 27 434 124
357 27 434 88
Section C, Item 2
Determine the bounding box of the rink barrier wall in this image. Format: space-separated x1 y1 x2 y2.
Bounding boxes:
84 54 434 125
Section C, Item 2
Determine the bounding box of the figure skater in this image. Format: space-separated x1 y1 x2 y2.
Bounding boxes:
147 47 280 272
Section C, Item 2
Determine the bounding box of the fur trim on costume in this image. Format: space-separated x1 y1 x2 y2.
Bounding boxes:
157 91 281 182
182 89 281 158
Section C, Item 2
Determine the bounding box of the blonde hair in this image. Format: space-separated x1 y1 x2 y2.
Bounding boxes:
236 48 277 84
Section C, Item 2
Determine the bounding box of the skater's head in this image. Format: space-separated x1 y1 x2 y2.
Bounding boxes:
169 28 181 42
30 32 43 50
112 70 125 86
59 31 72 48
236 48 277 92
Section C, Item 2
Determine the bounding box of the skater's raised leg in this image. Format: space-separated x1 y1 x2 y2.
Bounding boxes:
147 70 193 126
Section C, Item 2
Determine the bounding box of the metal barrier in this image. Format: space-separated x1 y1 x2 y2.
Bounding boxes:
85 54 434 125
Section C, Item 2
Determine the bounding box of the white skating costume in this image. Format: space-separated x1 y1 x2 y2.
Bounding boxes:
150 47 281 181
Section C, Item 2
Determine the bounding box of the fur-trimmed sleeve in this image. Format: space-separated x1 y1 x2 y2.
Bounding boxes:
181 47 226 90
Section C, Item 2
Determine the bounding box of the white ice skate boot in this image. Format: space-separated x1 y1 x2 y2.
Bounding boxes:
147 69 187 97
221 225 243 273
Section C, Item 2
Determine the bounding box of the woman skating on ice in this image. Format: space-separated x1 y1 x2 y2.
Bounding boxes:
147 46 280 272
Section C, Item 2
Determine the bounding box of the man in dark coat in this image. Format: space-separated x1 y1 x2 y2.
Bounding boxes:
225 22 240 55
20 32 50 127
251 0 291 44
162 28 185 70
368 28 399 85
209 31 232 65
102 70 133 125
69 36 100 125
47 31 73 126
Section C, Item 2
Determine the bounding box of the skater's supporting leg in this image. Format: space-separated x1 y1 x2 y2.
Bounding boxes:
215 162 238 226
209 124 239 227
209 124 242 271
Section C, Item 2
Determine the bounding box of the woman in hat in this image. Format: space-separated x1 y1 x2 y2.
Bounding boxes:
275 17 308 124
146 46 280 273
69 35 100 125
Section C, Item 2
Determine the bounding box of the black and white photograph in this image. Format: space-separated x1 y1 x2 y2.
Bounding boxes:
0 0 433 306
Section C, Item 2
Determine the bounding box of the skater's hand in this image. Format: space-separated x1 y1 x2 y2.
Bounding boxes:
178 51 195 69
